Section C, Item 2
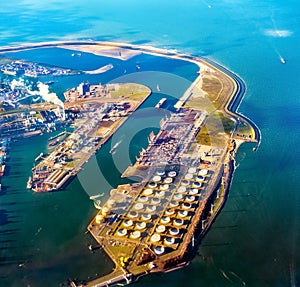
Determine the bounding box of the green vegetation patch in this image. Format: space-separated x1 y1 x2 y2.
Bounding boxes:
215 112 235 134
235 120 255 139
196 126 211 146
202 76 222 102
110 83 151 100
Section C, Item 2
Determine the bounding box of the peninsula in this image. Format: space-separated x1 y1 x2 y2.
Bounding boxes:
0 41 260 287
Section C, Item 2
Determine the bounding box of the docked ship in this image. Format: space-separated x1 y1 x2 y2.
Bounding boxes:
35 152 44 162
48 139 60 147
155 98 167 109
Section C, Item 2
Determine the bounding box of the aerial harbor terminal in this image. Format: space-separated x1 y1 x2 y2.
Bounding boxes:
0 41 259 286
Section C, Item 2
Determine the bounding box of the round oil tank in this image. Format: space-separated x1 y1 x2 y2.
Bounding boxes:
152 175 162 182
182 202 192 209
160 184 169 191
134 203 144 210
148 182 157 188
169 227 180 236
161 216 171 224
156 225 166 233
146 205 156 213
136 221 147 229
123 219 133 227
143 189 153 196
131 230 141 239
186 195 195 202
168 171 177 177
174 193 184 200
101 207 110 215
169 200 179 207
193 181 201 188
177 186 187 193
164 177 173 184
189 188 199 195
117 228 127 237
165 208 175 216
150 233 161 243
128 211 138 218
185 173 193 180
141 213 151 221
95 214 104 224
151 197 161 205
138 196 149 203
154 246 165 255
199 169 208 176
181 180 189 186
165 237 175 245
188 167 197 174
156 170 165 176
196 175 204 182
174 218 184 226
156 191 165 198
178 210 188 218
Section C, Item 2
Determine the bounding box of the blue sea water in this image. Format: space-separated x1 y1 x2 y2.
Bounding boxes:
0 0 299 286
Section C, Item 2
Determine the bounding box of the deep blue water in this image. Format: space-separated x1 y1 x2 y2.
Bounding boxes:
0 1 299 286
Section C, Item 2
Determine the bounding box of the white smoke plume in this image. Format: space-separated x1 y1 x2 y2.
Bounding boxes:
28 81 63 107
36 82 63 107
28 82 65 119
10 78 25 90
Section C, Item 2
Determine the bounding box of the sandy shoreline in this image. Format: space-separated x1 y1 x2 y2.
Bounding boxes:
0 40 259 144
84 64 114 75
58 44 141 60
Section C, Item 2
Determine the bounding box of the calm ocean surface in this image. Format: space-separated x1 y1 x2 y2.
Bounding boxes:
0 1 299 286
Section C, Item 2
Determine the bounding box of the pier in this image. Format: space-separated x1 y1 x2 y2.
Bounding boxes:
30 82 151 192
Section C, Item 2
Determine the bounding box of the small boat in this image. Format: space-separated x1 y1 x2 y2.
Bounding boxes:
109 140 122 154
89 193 104 200
136 64 141 70
280 57 286 64
26 177 32 189
156 84 161 92
44 81 54 85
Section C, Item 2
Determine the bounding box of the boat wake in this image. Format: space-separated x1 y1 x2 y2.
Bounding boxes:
220 269 246 285
220 269 234 283
230 271 246 286
34 227 42 236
